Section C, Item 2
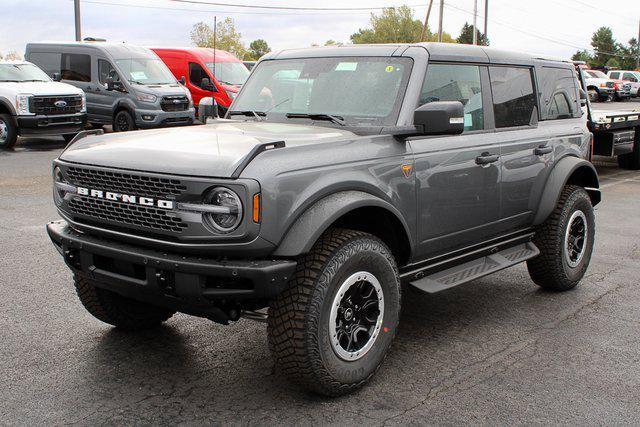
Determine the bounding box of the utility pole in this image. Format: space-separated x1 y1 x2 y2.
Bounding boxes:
420 0 433 42
472 0 478 45
74 0 82 41
483 0 488 46
636 18 639 69
420 0 434 42
437 0 444 42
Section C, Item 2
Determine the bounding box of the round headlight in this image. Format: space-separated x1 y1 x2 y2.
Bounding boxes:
203 187 243 233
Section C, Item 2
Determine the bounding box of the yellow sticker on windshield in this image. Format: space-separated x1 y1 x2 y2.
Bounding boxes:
385 65 394 73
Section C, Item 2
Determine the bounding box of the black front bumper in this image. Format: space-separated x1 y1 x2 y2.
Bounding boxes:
17 113 86 136
47 221 296 321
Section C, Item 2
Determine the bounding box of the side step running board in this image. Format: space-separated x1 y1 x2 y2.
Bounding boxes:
409 242 540 294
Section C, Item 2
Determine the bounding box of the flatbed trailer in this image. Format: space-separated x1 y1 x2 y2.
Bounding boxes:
575 63 640 169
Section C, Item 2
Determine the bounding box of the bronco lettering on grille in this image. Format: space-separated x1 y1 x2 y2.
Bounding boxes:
76 186 174 209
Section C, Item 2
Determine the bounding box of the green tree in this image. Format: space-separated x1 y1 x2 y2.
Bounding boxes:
190 18 246 59
247 39 270 60
605 57 620 69
350 6 422 44
618 38 639 70
590 26 617 68
571 49 592 64
456 22 488 45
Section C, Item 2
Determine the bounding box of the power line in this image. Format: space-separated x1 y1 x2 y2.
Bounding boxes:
444 2 631 59
167 0 426 11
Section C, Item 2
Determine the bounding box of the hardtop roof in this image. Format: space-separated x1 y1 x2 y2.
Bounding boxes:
265 42 572 68
26 41 158 60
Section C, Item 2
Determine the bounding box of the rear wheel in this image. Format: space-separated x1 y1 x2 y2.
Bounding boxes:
527 185 595 291
0 113 17 149
113 110 137 132
268 228 401 396
74 275 175 329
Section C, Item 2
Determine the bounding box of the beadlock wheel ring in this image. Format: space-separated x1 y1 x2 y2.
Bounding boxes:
564 210 588 268
329 271 384 362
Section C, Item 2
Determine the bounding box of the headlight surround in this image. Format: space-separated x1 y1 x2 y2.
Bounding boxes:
136 91 157 103
53 166 66 206
202 187 243 233
16 94 32 115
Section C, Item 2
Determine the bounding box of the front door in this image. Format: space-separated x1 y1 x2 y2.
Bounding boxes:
410 63 501 259
86 58 122 124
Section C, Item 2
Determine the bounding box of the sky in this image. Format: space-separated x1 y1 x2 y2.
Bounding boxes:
0 0 638 61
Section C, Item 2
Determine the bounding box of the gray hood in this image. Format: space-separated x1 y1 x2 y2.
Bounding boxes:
60 121 356 177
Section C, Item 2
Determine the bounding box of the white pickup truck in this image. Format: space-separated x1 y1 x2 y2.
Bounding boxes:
0 60 86 149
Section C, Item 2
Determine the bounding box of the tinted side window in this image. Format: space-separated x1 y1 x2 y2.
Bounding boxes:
98 59 119 84
539 66 578 120
189 62 209 89
609 72 620 79
623 72 636 81
420 64 484 131
28 52 61 77
61 53 91 82
489 67 536 128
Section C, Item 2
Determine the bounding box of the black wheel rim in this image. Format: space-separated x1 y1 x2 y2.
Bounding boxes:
116 114 130 131
564 210 588 268
329 271 384 361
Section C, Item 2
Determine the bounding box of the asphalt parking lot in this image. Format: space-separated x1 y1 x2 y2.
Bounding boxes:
2 102 640 425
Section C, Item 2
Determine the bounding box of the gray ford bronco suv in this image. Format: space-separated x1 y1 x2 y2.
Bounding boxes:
47 43 600 396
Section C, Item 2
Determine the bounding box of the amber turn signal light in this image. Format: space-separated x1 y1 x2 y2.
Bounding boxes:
253 193 261 223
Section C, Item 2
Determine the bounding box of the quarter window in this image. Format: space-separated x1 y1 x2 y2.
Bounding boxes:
609 72 620 79
539 66 578 120
28 52 61 77
61 53 91 82
420 64 484 131
489 67 536 128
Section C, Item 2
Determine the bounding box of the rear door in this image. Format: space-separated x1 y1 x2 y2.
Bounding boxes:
409 63 502 259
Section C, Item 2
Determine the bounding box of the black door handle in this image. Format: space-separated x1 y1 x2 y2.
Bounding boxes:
475 152 499 165
534 144 553 155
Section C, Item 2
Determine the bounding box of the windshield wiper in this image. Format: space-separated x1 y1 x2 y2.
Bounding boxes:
285 113 346 126
228 110 266 121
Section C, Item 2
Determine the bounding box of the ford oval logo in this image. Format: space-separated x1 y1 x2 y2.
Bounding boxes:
54 100 68 108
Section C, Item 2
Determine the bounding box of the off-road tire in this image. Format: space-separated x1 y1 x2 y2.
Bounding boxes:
268 228 401 396
617 128 640 170
0 113 17 149
527 185 595 291
74 275 175 329
113 110 136 132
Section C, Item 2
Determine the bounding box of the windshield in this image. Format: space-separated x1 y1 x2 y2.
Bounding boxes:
231 57 413 126
115 58 176 85
0 63 50 82
205 61 250 86
587 70 608 79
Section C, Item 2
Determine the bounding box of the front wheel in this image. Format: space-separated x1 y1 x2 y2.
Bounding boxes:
527 185 595 291
0 113 17 149
113 110 137 132
268 228 401 396
74 275 175 329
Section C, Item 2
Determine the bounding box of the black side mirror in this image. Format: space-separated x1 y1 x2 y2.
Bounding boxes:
200 78 216 92
197 96 219 122
106 76 115 91
630 77 638 83
414 101 465 135
52 72 61 82
179 76 186 85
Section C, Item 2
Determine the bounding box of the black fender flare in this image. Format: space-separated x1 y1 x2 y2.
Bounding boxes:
533 156 601 225
113 99 137 121
273 190 413 257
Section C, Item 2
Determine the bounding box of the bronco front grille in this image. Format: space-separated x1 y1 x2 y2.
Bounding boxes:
30 95 83 115
66 167 187 199
69 196 188 233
